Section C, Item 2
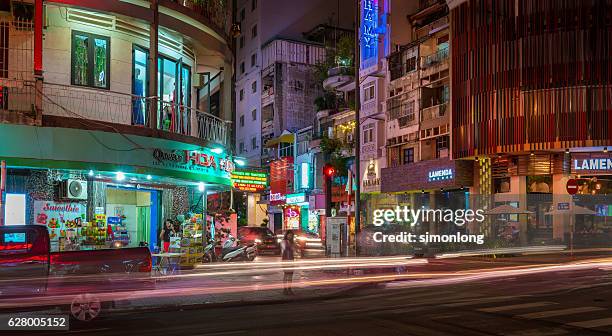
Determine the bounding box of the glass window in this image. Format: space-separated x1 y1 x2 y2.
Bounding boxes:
71 31 110 89
403 147 414 164
363 84 375 101
240 8 245 21
239 142 245 153
132 47 148 126
239 89 244 101
252 0 257 11
240 62 245 74
251 81 257 93
251 109 257 120
251 53 257 67
240 115 245 127
251 137 257 150
252 25 257 38
181 64 191 107
240 36 244 49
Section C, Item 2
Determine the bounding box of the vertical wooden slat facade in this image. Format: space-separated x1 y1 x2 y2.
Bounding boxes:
451 0 612 159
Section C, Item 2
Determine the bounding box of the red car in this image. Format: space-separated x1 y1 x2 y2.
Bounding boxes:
238 226 280 255
0 225 152 321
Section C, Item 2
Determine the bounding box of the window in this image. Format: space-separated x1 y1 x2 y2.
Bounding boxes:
239 115 245 127
406 56 417 72
251 53 257 67
72 31 110 89
403 148 414 164
239 36 244 49
240 8 245 21
239 89 244 101
251 109 257 121
240 62 245 74
251 81 257 93
251 24 257 38
363 128 374 143
251 137 257 150
436 135 449 158
363 84 375 102
251 0 257 11
239 142 245 153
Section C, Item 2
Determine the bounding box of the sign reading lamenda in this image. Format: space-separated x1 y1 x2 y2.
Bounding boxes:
231 170 268 192
573 158 612 171
428 168 454 182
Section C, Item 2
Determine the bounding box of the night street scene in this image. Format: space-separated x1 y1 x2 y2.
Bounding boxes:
0 0 611 335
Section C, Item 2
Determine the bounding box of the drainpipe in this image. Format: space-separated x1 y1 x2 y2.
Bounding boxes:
0 161 6 226
34 0 43 124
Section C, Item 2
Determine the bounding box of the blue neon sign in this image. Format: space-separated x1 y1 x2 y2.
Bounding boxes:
361 0 378 68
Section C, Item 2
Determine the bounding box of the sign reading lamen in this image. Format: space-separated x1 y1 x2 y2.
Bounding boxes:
231 171 268 192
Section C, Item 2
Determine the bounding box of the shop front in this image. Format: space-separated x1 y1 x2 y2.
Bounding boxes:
0 124 233 265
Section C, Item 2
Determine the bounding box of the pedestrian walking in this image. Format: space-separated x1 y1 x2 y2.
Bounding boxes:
281 230 296 295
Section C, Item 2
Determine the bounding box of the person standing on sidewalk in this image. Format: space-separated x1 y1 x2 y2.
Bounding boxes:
160 219 176 252
281 230 296 295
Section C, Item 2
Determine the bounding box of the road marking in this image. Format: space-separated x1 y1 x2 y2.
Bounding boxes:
568 317 612 328
502 327 569 336
442 295 525 307
518 307 605 319
478 301 557 313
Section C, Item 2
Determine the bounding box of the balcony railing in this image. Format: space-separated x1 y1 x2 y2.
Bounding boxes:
421 102 448 121
40 82 229 146
168 0 229 37
421 47 449 69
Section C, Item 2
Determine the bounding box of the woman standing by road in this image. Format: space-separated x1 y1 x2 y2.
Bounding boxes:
281 230 296 295
160 219 176 252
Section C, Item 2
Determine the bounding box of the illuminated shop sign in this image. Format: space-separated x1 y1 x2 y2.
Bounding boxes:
300 162 311 189
573 158 612 171
284 205 301 230
270 193 286 202
153 148 234 173
286 193 307 205
360 0 378 67
428 168 454 182
231 170 268 192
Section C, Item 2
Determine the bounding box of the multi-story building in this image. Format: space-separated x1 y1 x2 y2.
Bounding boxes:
450 0 612 246
0 0 235 253
234 0 354 228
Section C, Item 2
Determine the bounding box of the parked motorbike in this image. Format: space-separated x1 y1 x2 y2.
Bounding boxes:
202 239 217 263
221 234 256 262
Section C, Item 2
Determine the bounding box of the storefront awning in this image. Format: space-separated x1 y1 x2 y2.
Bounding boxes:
265 133 295 147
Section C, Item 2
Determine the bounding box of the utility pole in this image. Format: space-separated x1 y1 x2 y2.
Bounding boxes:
354 0 361 256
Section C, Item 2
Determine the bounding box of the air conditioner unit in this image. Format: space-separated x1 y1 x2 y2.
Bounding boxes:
61 179 88 200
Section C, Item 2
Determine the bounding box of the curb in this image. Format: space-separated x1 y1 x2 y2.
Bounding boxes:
106 282 377 315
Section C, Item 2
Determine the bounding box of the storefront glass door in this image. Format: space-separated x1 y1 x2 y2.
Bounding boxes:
132 47 148 126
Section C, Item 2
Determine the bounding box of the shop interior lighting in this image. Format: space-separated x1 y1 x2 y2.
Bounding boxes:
565 148 570 154
88 170 94 177
211 147 224 154
116 172 126 181
530 151 535 156
604 147 608 153
146 175 152 180
234 158 246 166
198 182 205 192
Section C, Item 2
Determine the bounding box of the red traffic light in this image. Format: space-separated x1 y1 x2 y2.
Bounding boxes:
323 164 336 177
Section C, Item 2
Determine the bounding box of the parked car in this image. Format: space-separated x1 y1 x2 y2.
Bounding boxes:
238 226 280 255
275 229 325 258
0 225 152 321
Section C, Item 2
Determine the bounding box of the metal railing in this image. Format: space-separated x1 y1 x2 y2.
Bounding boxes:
421 102 448 121
168 0 229 36
421 47 449 69
41 83 229 146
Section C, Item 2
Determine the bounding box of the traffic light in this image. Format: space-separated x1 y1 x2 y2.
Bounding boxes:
323 164 336 178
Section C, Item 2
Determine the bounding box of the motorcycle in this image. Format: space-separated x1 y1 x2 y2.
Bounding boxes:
202 239 217 263
221 234 257 262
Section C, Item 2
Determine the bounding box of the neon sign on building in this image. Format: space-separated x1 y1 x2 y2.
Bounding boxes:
361 0 378 68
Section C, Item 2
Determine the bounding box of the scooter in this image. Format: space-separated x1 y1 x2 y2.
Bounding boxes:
221 234 256 262
202 239 217 263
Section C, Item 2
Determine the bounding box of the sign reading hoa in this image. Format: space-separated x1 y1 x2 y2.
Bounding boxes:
428 168 454 182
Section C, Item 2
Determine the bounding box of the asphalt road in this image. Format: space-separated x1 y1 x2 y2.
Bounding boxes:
24 263 612 336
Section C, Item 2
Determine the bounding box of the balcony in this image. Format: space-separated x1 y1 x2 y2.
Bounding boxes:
164 0 230 41
322 66 355 91
420 102 448 130
420 47 449 82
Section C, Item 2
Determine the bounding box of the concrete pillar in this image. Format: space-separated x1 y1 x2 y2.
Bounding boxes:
510 176 528 245
552 173 571 241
